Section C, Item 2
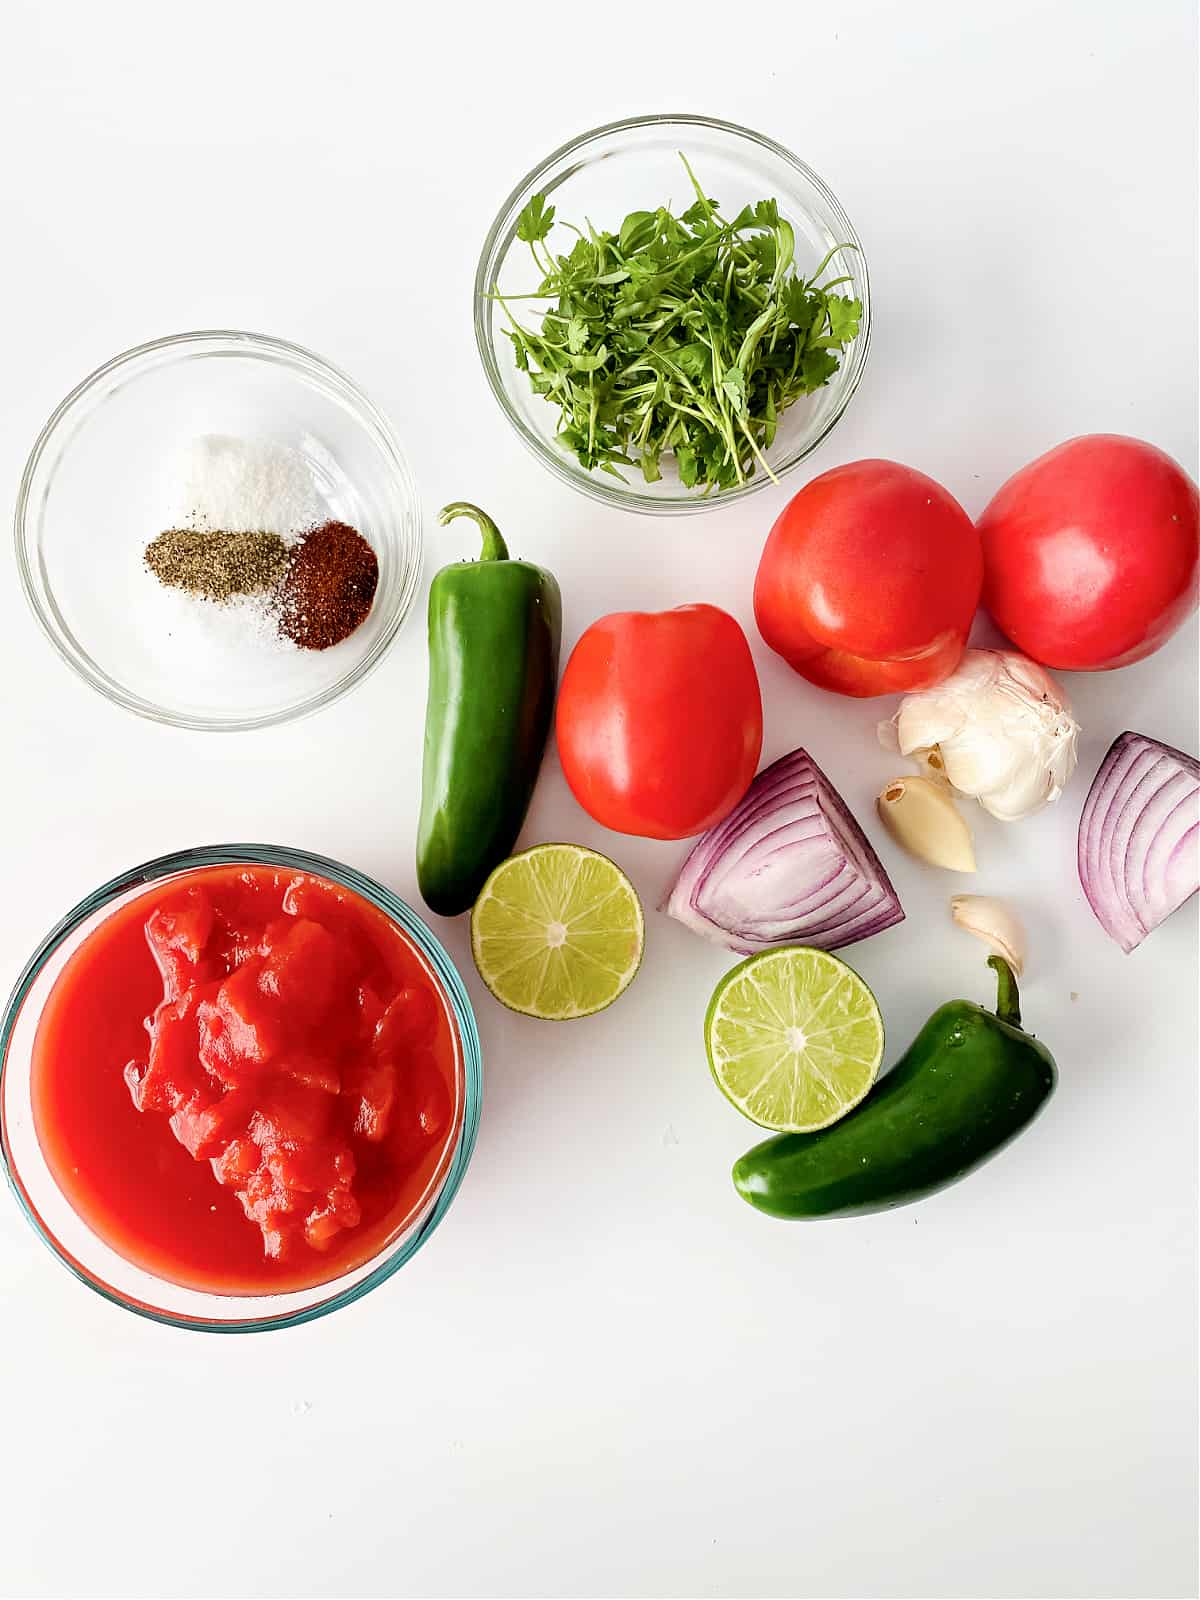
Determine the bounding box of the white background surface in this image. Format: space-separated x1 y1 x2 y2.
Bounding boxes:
1 3 1196 1596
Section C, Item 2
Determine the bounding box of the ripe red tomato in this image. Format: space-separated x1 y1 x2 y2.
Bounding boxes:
556 604 762 840
753 460 983 698
978 435 1199 670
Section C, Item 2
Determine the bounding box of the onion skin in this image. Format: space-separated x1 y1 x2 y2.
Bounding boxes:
1077 731 1199 952
664 747 904 954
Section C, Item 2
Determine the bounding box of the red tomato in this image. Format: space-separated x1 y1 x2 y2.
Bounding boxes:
556 604 763 839
978 435 1199 670
753 460 983 698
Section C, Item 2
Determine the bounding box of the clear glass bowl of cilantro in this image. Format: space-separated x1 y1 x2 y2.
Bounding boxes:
475 114 870 514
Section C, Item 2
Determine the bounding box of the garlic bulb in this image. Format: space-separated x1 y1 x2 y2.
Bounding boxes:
879 649 1079 821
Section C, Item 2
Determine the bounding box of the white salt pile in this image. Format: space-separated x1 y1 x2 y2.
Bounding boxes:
171 434 325 537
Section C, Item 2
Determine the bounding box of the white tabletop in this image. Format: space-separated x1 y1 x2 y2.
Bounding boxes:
2 3 1196 1597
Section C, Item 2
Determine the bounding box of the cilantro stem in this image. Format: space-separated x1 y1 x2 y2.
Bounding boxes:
805 242 860 288
736 414 781 486
678 152 714 217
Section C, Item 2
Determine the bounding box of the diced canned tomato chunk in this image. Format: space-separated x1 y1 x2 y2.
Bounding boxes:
348 1056 399 1142
258 918 342 1026
374 986 439 1052
144 894 217 998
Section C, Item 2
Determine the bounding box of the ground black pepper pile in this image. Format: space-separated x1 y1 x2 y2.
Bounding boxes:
144 528 288 601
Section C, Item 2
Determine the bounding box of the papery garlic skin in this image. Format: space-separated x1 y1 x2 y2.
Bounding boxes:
882 649 1080 821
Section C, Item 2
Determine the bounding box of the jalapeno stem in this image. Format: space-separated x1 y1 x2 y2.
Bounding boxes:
438 502 509 562
988 955 1021 1027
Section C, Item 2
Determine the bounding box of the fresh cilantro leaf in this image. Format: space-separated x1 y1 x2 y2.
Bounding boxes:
705 297 733 337
753 198 780 229
676 445 699 487
506 329 530 372
783 279 821 331
673 342 711 381
613 329 650 358
800 348 840 390
569 344 609 373
720 366 747 416
566 317 588 355
682 196 721 226
619 210 659 254
517 193 556 244
825 296 862 342
659 208 688 243
700 430 727 471
746 234 777 274
564 237 596 274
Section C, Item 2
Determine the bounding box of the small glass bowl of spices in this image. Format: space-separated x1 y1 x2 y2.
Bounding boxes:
15 331 421 730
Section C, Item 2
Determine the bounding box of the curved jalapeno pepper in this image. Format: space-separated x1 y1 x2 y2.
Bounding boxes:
416 503 561 917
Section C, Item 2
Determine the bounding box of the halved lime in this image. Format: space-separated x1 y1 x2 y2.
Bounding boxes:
470 844 644 1020
705 947 884 1132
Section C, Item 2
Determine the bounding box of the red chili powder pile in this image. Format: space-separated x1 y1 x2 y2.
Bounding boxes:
276 522 379 650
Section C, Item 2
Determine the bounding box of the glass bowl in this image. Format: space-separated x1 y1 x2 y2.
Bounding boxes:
475 112 871 516
14 331 422 731
0 844 482 1333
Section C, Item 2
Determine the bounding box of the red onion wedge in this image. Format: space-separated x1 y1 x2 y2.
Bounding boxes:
1077 731 1199 953
663 747 905 955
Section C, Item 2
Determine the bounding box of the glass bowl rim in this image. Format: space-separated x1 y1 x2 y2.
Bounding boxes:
13 328 423 733
474 111 872 517
0 842 483 1334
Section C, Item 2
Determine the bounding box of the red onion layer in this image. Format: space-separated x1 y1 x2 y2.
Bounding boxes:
1077 731 1199 953
664 747 904 955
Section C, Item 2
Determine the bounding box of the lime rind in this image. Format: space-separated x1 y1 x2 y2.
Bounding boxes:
471 844 644 1020
705 947 884 1132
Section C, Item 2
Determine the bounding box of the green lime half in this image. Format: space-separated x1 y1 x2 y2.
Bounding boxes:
470 843 644 1020
705 947 884 1132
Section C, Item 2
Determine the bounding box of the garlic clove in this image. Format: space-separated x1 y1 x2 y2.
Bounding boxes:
938 720 1025 799
911 745 952 788
950 895 1027 975
894 687 970 755
876 776 977 872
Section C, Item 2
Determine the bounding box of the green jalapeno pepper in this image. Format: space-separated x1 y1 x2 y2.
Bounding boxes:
416 503 561 917
733 957 1057 1219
